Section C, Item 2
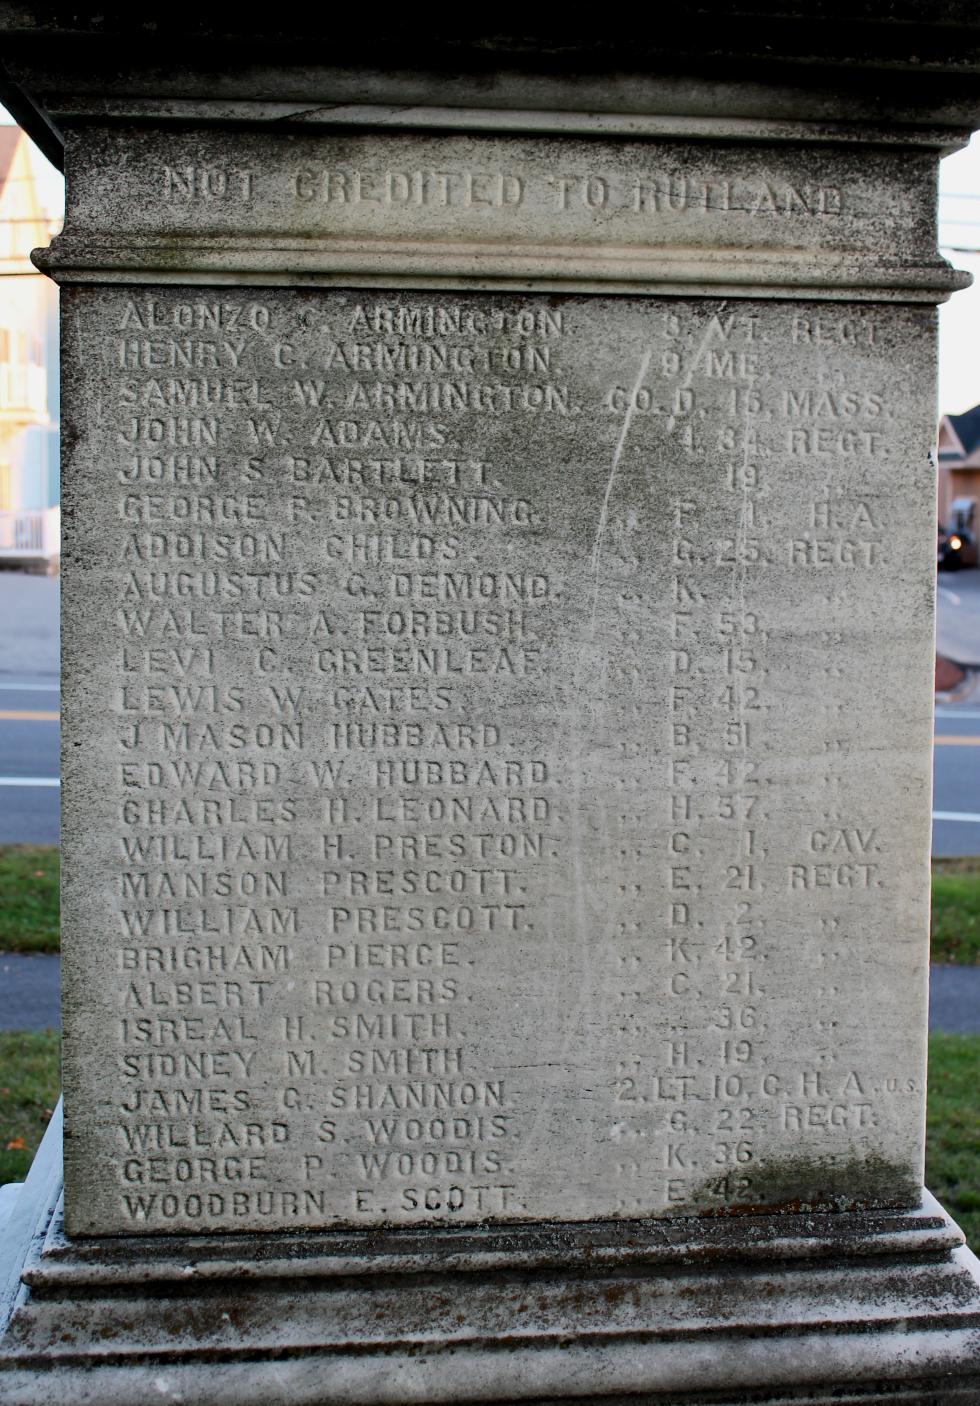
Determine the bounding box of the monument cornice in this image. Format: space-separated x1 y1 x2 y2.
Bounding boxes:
34 238 968 303
7 11 980 172
32 123 969 301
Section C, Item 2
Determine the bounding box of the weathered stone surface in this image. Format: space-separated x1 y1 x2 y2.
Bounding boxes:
5 13 980 1404
4 1117 980 1406
36 126 960 300
60 285 935 1236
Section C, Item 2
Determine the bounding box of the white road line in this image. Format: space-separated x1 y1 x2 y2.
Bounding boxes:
0 777 59 788
933 810 980 823
0 683 59 692
939 586 963 605
936 709 980 719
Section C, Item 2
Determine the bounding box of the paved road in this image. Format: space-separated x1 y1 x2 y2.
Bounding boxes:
0 954 60 1031
912 567 980 854
0 573 59 844
930 964 980 1035
934 704 980 856
937 568 980 668
0 573 59 678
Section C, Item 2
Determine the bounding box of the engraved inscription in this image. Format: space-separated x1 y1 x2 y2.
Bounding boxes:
66 130 936 270
60 291 933 1234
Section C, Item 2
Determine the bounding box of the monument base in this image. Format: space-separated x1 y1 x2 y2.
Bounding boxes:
2 1108 980 1405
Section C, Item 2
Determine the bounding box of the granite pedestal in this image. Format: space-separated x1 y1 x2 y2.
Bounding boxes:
2 15 980 1404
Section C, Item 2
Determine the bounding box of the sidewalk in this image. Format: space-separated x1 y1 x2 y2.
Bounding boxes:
0 955 59 1031
0 573 58 681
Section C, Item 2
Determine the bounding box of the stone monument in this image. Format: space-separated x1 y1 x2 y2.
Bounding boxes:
2 14 980 1403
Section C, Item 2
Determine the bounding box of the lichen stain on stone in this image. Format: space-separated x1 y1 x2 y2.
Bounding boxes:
677 1150 919 1219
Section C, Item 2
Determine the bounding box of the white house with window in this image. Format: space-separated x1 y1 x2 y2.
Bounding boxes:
0 125 59 565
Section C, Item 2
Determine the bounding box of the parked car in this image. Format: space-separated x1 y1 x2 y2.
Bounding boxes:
939 523 971 571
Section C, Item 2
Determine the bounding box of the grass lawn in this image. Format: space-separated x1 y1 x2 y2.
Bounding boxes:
932 857 980 965
0 1030 59 1185
925 1033 980 1250
0 846 59 954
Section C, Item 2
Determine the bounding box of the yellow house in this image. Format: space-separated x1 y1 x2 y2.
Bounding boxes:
0 124 59 563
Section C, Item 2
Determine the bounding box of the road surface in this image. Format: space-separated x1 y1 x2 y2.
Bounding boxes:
0 954 60 1031
0 573 59 844
930 964 980 1034
934 704 980 855
934 567 980 854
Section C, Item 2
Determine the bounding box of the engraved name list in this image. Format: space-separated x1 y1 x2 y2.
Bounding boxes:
60 288 934 1235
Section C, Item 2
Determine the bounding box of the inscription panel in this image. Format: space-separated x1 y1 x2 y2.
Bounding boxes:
64 127 936 262
61 288 935 1234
